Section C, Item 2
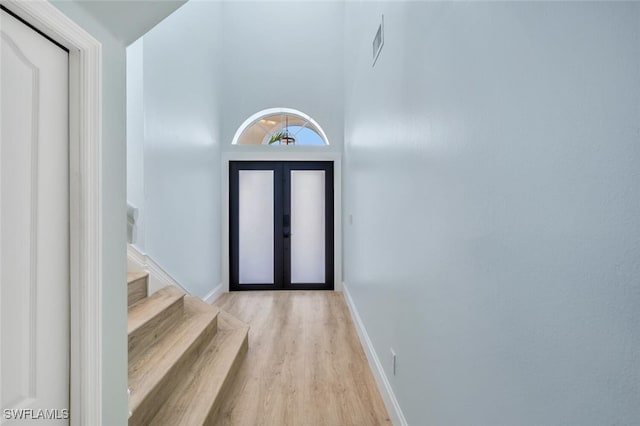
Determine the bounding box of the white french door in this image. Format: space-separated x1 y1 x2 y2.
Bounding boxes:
1 8 70 424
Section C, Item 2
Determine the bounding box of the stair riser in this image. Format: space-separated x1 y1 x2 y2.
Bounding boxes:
128 277 148 307
129 315 218 426
129 297 184 364
204 333 249 426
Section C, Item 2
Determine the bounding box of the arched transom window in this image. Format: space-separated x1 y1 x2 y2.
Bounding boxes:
232 108 329 146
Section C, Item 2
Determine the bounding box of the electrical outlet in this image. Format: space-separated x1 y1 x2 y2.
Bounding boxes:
390 348 396 375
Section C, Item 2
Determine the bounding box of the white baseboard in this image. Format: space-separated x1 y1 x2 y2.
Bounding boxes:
203 283 224 305
144 256 189 296
127 245 219 301
127 244 146 272
342 282 408 426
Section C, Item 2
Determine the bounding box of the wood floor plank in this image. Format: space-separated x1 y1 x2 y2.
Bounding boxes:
212 291 391 426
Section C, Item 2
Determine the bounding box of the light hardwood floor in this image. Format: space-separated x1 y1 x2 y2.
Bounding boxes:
213 291 391 426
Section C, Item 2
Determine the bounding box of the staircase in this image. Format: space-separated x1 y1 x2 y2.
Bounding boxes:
127 272 249 425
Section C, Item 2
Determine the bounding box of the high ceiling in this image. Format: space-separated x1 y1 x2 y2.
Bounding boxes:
74 0 187 45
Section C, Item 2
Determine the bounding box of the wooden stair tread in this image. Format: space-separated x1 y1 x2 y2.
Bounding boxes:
127 271 149 284
129 297 219 416
147 311 249 426
128 286 186 366
127 272 149 307
128 286 184 334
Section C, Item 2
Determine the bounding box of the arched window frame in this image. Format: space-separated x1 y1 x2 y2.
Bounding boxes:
231 107 330 146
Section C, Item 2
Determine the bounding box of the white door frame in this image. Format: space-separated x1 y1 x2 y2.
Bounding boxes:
1 1 103 424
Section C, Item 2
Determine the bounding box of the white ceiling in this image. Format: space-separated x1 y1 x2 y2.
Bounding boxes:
74 0 188 45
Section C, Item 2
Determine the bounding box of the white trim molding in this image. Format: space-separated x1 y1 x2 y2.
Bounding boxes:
126 244 146 273
342 282 408 426
127 244 225 305
203 283 224 305
127 245 223 304
0 1 103 424
145 256 188 295
127 245 187 295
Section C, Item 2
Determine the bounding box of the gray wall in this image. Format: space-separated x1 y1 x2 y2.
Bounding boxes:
138 1 223 298
67 0 640 423
134 1 344 299
343 2 640 425
220 1 344 150
51 2 128 424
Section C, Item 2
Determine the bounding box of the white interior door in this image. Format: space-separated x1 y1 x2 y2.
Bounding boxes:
1 9 70 424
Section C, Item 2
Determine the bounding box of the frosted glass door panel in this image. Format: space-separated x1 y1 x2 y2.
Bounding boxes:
239 170 274 284
291 170 325 283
